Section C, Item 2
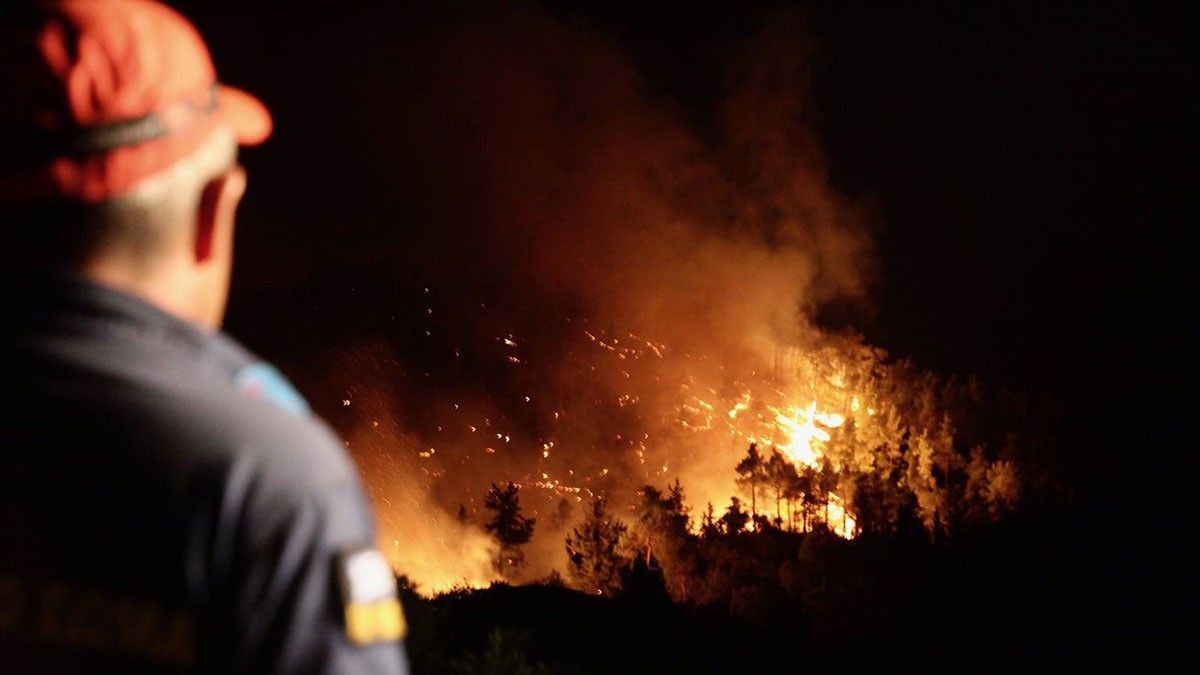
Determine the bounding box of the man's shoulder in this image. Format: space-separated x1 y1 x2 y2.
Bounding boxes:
147 366 356 491
151 370 378 552
2 276 360 502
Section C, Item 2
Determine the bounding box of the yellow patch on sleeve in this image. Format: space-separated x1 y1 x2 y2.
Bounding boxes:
337 548 406 645
344 597 406 645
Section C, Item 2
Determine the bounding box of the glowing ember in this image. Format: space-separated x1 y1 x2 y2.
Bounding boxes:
772 400 845 467
335 299 1020 589
825 493 856 539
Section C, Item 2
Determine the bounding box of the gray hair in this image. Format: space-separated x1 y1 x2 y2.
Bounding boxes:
0 128 239 270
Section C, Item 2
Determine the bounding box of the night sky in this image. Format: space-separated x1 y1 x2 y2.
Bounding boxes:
174 1 1193 498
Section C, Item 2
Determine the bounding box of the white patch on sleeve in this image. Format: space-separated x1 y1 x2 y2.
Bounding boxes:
336 547 406 645
338 548 397 605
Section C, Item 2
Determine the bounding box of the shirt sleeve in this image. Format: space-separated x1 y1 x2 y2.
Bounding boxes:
213 447 410 675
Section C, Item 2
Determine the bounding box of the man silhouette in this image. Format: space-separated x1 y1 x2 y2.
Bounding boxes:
0 2 410 673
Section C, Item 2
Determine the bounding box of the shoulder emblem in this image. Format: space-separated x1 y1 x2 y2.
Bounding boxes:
233 362 311 416
336 547 406 646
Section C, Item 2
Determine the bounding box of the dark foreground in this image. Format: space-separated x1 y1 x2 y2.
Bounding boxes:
397 505 1176 675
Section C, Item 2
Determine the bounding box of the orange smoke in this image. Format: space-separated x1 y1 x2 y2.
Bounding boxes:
307 7 1016 592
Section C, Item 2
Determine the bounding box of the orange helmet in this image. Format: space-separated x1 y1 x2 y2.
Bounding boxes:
0 0 272 203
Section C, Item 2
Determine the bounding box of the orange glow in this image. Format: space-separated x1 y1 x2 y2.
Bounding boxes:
336 308 1011 593
772 400 845 467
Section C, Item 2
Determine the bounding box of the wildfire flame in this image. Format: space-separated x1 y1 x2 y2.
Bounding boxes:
772 400 845 468
321 6 1021 593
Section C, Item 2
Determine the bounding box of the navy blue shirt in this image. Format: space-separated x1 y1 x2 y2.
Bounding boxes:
0 274 410 674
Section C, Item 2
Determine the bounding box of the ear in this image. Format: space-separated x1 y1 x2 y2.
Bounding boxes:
194 166 247 263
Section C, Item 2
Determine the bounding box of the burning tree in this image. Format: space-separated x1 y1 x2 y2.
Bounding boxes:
764 449 800 529
718 497 750 535
564 498 629 596
735 443 766 520
631 480 690 567
700 503 720 538
484 482 536 581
